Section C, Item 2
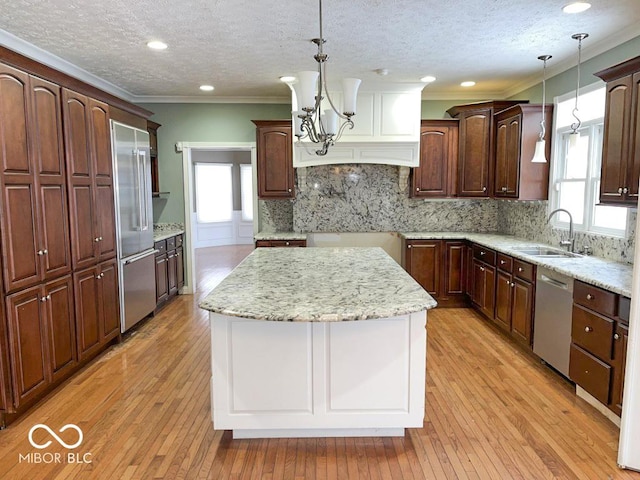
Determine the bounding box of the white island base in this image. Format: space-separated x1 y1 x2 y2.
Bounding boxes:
210 311 427 439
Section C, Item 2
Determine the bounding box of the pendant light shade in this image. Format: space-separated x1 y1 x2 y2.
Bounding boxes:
532 55 552 163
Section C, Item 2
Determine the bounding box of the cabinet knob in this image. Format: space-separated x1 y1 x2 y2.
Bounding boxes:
285 241 290 246
40 296 47 302
623 187 629 194
506 279 510 285
502 186 507 192
480 251 485 256
518 267 523 272
37 250 44 256
95 237 100 242
500 260 506 265
480 266 485 272
482 186 487 192
614 333 620 340
99 236 103 241
584 326 593 333
586 293 594 300
416 188 420 192
96 273 104 279
618 187 623 194
511 282 515 288
288 188 292 193
43 249 47 254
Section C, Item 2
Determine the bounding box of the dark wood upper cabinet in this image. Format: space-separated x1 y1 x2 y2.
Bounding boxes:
493 104 552 200
595 56 640 205
447 101 524 197
63 89 115 269
0 63 71 293
147 120 161 193
411 120 459 198
253 120 295 198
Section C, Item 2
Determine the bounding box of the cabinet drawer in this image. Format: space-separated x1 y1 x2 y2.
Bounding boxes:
154 240 166 256
473 245 496 265
256 240 306 248
513 260 534 283
572 304 614 361
175 234 183 248
496 253 512 272
569 344 611 405
166 236 176 250
574 281 617 317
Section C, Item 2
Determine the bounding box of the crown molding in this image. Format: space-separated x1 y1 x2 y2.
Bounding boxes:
420 91 507 101
502 23 640 99
133 95 290 104
0 28 136 102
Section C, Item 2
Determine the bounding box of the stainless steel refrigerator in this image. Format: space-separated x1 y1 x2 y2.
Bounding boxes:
111 121 156 332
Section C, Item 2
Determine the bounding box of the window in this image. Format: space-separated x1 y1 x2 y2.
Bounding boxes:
550 84 627 237
240 164 254 222
195 163 233 223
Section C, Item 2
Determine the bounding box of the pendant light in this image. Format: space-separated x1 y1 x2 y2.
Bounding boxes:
291 0 361 156
532 55 552 163
568 33 588 158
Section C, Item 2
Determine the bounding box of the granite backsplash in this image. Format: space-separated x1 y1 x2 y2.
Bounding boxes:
258 164 636 264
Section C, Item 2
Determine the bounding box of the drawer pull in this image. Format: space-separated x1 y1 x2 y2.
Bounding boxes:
614 333 620 340
285 242 290 246
480 251 485 256
584 326 593 333
518 267 523 272
586 294 594 300
500 260 506 265
480 266 485 272
407 245 412 249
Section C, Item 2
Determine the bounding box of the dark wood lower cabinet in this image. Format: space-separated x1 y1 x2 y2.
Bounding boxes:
511 278 534 346
610 323 629 416
472 259 495 319
154 234 185 309
403 241 441 297
494 270 513 331
5 275 76 409
74 259 119 362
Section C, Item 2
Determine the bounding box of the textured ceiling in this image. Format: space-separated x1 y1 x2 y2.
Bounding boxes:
1 0 640 101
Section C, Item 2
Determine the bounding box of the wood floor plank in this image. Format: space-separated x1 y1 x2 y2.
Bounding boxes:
1 245 639 480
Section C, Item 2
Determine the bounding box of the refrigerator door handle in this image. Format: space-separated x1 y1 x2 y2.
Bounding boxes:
139 149 149 231
123 248 156 265
135 148 144 232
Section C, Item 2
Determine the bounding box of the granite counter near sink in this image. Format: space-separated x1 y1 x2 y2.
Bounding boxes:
401 232 633 297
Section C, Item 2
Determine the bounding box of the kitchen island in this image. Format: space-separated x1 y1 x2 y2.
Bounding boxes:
199 247 436 438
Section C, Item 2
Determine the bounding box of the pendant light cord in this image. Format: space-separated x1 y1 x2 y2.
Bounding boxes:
571 34 587 134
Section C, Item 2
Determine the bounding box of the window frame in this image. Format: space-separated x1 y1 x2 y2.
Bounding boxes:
548 83 628 238
194 162 234 224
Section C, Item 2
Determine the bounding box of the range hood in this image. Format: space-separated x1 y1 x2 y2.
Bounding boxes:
292 82 425 168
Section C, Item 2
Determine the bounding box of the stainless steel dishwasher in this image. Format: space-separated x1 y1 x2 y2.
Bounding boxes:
533 267 574 377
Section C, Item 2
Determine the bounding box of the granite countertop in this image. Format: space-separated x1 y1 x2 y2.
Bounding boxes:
401 232 633 297
254 232 307 241
153 229 185 242
199 247 437 321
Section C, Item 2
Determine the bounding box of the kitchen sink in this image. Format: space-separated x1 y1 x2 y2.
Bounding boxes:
509 246 582 258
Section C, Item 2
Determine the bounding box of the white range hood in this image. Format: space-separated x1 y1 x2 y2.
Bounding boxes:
292 82 425 168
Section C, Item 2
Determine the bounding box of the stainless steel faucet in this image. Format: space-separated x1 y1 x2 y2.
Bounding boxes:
547 208 576 252
548 208 575 252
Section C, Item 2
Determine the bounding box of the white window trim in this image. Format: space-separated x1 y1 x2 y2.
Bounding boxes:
548 83 628 239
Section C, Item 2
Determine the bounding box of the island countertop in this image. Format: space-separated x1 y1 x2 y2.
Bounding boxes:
199 247 437 321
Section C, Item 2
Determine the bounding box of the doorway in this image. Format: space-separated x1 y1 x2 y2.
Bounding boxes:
179 142 257 295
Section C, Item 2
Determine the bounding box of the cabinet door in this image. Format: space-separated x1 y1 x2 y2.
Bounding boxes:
99 260 120 341
168 250 178 296
405 241 440 297
471 259 485 308
31 77 71 281
62 89 92 180
482 265 496 319
88 99 112 182
458 109 491 197
0 65 41 293
494 270 513 331
74 266 101 360
443 241 465 296
494 115 521 197
95 183 117 261
68 184 97 269
412 123 458 197
45 276 76 382
511 278 534 346
6 285 48 407
600 76 632 204
610 323 629 415
256 122 294 198
155 254 169 304
628 72 640 201
176 246 184 289
494 120 508 196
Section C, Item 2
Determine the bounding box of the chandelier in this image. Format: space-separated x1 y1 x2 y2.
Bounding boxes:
291 0 361 156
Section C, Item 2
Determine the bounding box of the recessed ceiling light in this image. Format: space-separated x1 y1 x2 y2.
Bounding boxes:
199 85 215 92
146 40 168 50
461 81 476 87
421 75 436 83
562 2 591 13
279 76 296 83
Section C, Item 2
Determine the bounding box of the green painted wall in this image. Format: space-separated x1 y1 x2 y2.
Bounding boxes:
421 99 485 119
137 103 292 223
510 35 640 102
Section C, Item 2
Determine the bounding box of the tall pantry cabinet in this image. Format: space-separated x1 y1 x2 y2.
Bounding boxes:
0 57 122 422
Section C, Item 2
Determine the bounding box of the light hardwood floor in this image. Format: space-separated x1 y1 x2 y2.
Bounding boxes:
0 245 638 479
